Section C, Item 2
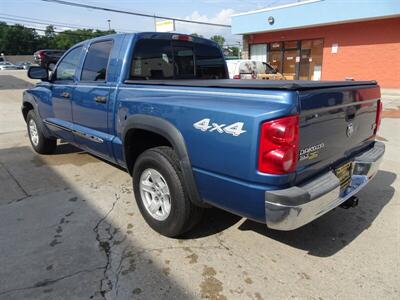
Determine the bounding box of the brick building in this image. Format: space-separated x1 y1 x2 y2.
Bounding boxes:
231 0 400 88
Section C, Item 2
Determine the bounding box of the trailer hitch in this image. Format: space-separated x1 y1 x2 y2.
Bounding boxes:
340 196 359 209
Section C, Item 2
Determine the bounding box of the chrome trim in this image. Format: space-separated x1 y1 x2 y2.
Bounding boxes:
73 130 104 143
43 120 71 132
43 120 103 143
265 141 385 231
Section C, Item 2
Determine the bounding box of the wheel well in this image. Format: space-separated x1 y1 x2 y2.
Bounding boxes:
22 102 34 121
124 129 172 174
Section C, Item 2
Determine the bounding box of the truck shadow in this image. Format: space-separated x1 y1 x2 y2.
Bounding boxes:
0 145 193 299
238 170 396 257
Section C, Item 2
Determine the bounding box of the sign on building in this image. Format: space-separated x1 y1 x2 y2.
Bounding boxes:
155 20 175 32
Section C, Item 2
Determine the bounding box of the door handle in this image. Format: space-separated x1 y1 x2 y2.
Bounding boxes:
61 91 70 99
94 95 107 103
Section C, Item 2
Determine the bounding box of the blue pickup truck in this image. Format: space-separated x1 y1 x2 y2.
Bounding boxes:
24 32 384 237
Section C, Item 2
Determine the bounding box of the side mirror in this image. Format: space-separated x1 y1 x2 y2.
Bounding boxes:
27 66 48 81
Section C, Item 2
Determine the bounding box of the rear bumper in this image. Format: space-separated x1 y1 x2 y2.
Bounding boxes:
265 141 385 230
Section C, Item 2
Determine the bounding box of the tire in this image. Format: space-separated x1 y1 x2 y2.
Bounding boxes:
133 146 203 237
26 110 57 154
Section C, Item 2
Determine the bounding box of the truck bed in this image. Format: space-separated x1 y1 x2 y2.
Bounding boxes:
124 79 377 91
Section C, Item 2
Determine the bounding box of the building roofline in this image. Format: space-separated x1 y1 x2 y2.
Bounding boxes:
231 0 322 17
237 14 400 35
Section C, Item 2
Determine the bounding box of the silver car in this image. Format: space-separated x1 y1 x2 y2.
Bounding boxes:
0 62 20 70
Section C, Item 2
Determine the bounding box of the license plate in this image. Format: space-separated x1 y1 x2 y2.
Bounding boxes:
334 161 353 190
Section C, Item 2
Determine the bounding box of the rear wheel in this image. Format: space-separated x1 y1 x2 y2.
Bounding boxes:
27 110 57 154
133 146 203 237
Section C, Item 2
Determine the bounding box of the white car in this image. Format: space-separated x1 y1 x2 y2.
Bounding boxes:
0 62 20 70
226 59 285 80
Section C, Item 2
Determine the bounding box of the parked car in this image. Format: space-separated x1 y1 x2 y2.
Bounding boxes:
0 61 20 70
24 32 384 237
226 59 285 80
15 61 33 70
33 49 65 70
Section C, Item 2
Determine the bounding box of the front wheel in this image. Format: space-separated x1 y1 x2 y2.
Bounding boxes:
133 146 203 237
27 110 57 154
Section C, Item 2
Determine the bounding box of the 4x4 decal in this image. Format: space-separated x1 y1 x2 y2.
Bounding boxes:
193 118 246 136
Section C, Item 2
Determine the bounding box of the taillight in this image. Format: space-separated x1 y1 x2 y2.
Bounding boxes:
35 50 44 60
374 100 382 134
233 75 240 79
171 34 193 42
258 115 299 174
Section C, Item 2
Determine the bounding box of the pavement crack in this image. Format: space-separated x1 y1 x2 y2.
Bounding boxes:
0 161 30 199
92 193 120 300
0 267 103 296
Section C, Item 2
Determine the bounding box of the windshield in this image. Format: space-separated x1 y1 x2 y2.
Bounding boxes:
264 62 275 73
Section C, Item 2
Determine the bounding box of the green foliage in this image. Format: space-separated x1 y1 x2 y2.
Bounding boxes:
227 46 240 58
0 23 115 55
210 35 225 48
0 22 40 55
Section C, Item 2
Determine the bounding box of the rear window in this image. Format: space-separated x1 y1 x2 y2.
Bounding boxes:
130 39 227 80
195 43 226 79
130 39 174 80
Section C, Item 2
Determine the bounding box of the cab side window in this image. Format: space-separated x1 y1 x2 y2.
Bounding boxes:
81 40 113 81
54 46 82 81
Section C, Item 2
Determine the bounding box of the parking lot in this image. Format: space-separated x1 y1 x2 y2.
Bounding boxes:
0 70 399 300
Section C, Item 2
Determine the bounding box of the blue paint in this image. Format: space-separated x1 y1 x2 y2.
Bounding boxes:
232 0 400 34
23 32 379 223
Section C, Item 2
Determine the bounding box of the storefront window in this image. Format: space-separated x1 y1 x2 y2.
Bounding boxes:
263 38 323 80
299 39 323 80
250 44 267 62
284 40 298 49
283 50 297 80
270 41 283 51
268 51 282 72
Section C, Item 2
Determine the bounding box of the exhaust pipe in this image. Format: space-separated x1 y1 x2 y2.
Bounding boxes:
340 196 359 209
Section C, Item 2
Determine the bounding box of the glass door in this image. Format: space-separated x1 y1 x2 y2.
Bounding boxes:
269 51 282 72
300 39 323 80
283 50 297 80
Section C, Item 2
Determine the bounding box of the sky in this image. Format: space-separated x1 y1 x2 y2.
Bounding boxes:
0 0 297 45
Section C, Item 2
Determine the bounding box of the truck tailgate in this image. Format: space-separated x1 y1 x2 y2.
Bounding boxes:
296 85 380 183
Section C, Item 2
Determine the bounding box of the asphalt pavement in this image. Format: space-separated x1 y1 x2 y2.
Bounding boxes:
0 70 399 300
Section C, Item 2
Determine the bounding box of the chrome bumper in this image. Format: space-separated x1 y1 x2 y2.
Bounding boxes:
265 141 385 231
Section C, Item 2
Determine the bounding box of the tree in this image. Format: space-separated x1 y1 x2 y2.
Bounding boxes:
45 25 56 39
53 28 116 49
227 46 240 58
0 23 116 54
210 35 225 48
0 22 39 54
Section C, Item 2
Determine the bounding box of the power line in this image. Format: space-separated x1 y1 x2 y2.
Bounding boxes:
0 13 137 33
41 0 231 28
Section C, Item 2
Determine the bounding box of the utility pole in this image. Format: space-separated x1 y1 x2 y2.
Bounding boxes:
107 19 111 31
